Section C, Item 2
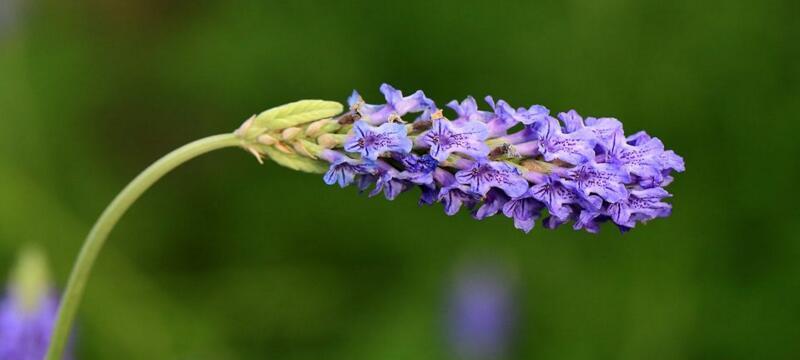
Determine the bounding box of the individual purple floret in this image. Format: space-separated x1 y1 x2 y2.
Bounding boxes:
321 150 374 188
344 121 412 160
536 116 597 165
455 161 529 198
320 84 684 233
347 84 436 125
419 117 489 162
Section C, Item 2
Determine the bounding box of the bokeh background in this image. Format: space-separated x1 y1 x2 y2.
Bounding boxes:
1 0 798 359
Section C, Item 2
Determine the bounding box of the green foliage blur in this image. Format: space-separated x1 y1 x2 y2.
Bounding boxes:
1 0 798 359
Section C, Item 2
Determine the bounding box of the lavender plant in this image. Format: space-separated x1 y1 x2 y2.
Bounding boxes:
45 84 683 359
1 247 71 360
448 262 515 360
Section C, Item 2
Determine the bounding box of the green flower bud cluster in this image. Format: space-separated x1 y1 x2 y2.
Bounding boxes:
234 100 349 173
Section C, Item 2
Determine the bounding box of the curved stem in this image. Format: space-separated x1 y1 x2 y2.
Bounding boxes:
45 133 242 360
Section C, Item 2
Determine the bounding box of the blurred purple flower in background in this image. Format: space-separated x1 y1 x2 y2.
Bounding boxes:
0 0 21 37
447 261 515 360
0 247 72 360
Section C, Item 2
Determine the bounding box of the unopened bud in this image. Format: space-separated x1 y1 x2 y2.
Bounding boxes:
281 127 302 141
274 141 295 154
257 134 278 145
305 119 341 138
317 134 341 149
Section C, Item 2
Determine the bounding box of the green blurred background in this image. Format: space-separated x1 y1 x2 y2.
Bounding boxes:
1 0 798 359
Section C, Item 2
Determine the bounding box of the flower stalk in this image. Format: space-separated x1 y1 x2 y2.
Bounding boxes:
45 134 242 360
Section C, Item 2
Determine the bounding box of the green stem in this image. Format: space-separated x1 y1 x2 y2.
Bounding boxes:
45 133 242 360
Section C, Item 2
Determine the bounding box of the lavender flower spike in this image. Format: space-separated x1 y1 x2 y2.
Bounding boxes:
241 84 683 233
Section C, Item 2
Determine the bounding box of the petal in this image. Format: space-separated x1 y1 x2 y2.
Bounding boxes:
474 189 510 219
502 197 543 233
347 90 363 108
423 118 489 161
584 117 623 149
558 110 585 133
560 162 630 203
537 117 596 165
456 161 529 197
524 105 550 125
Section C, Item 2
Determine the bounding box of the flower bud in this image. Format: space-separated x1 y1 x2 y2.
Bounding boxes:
281 127 302 141
305 119 341 138
317 134 344 149
257 134 278 145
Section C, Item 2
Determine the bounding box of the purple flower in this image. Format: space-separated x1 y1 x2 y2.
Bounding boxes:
455 161 529 198
418 184 438 206
659 150 685 173
448 263 514 360
536 117 597 165
420 118 489 162
397 153 439 185
559 110 622 150
625 130 651 145
435 169 481 215
606 130 668 180
369 161 410 200
447 96 492 124
558 162 631 203
530 175 600 220
607 188 672 228
349 84 435 125
0 291 67 360
343 120 412 160
439 185 481 216
572 209 605 234
1 248 72 360
474 189 510 220
321 150 374 188
483 97 525 137
501 192 544 233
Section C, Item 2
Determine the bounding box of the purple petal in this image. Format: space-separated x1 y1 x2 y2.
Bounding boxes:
322 151 375 188
368 161 409 200
456 161 529 198
421 118 489 162
344 120 412 160
607 187 672 228
439 185 481 216
529 175 591 220
659 150 685 172
474 189 510 220
584 117 623 149
558 162 631 203
501 195 544 233
537 117 596 165
607 131 665 179
626 130 651 146
558 110 585 133
418 184 438 206
398 153 439 185
447 96 492 123
572 210 605 233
